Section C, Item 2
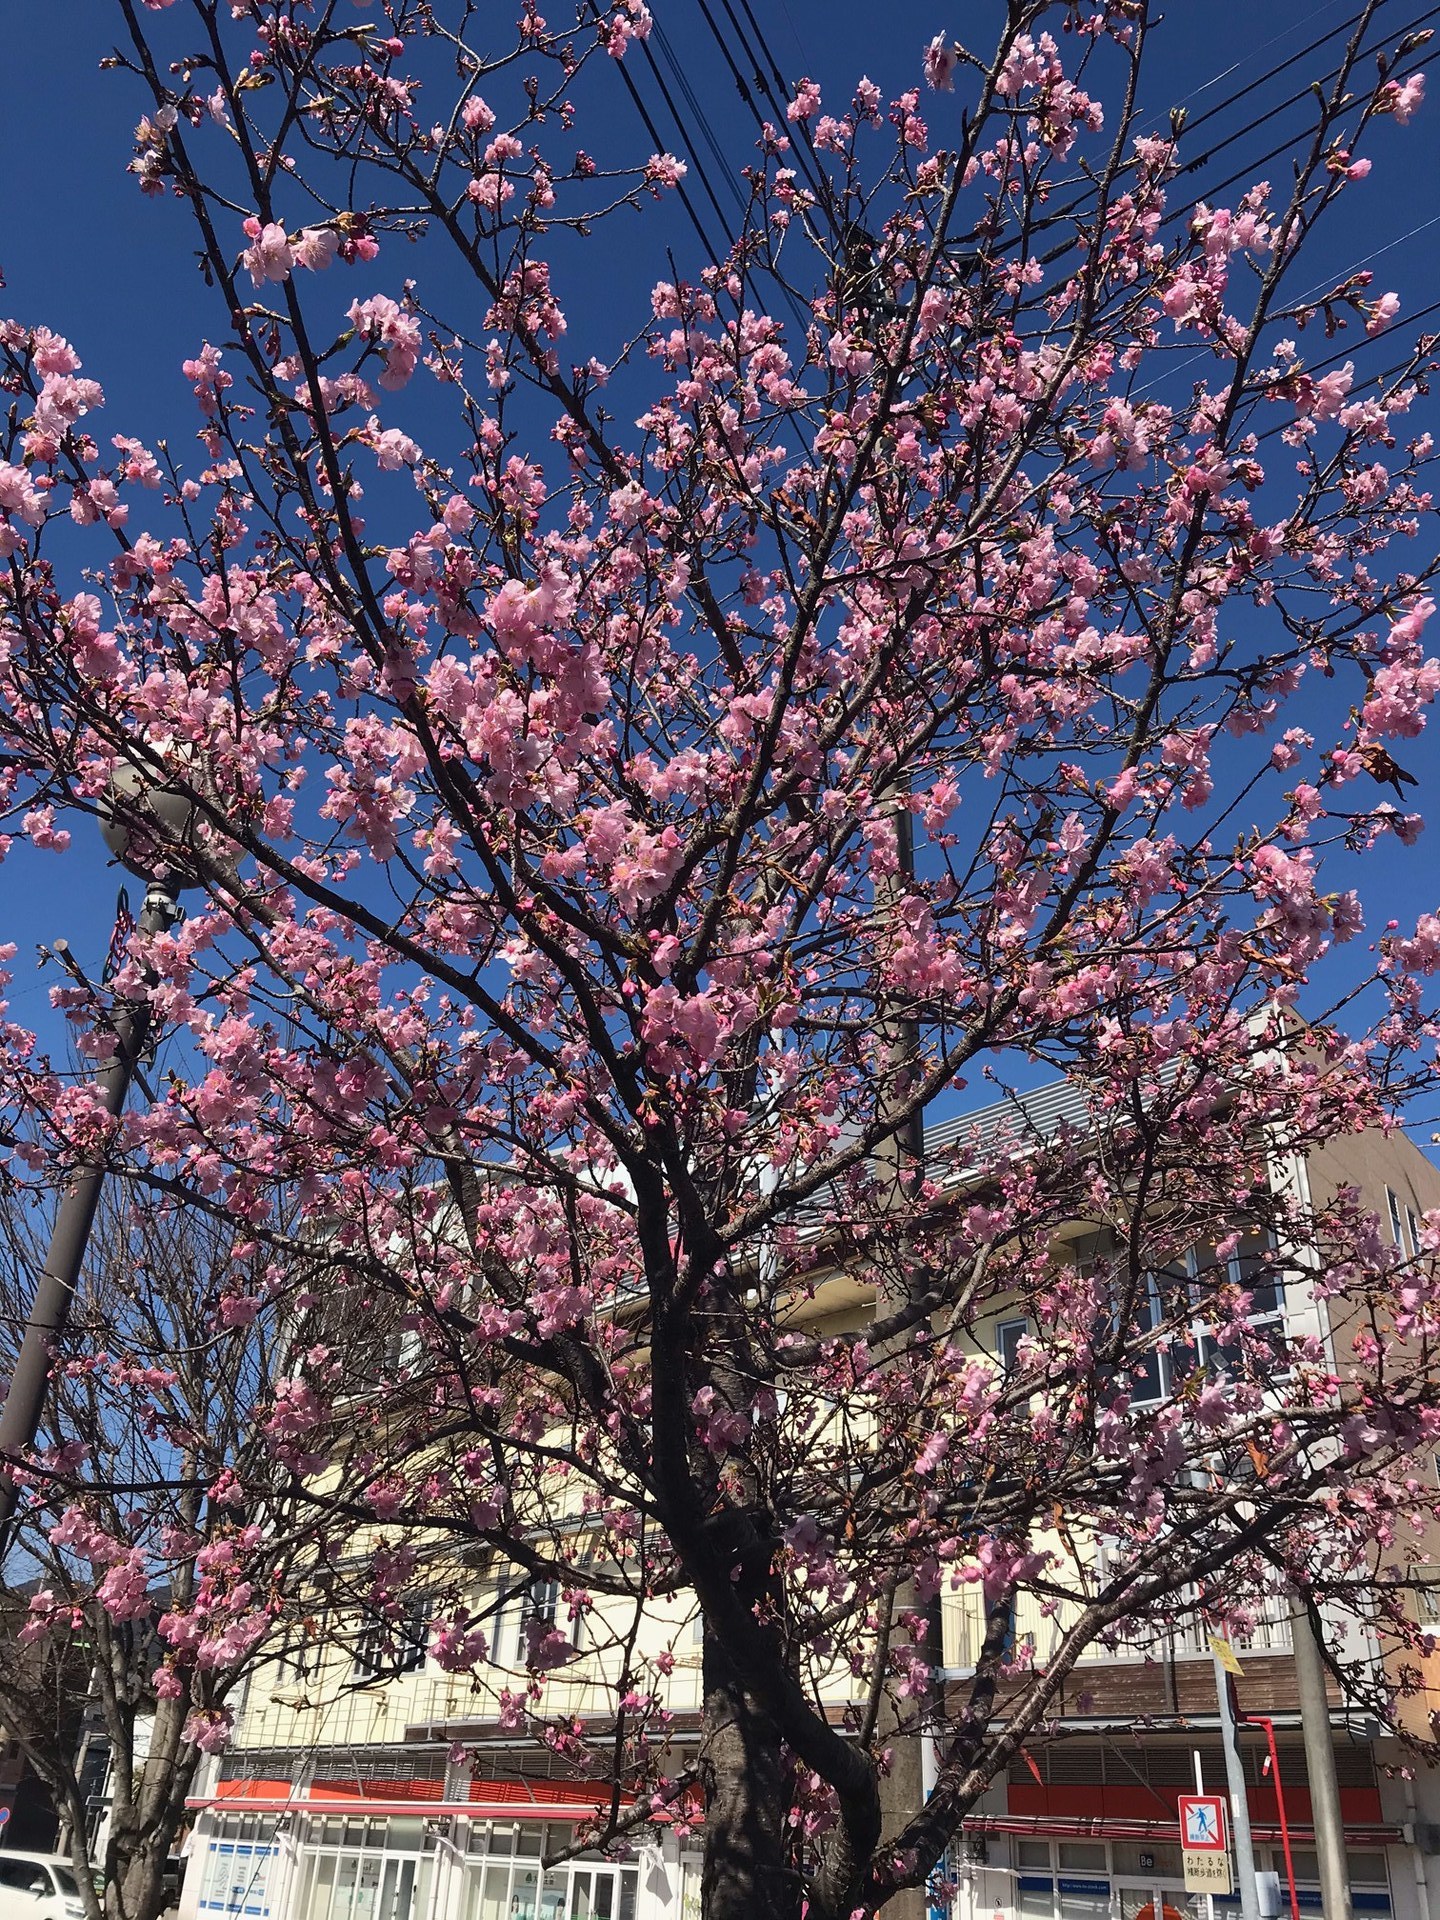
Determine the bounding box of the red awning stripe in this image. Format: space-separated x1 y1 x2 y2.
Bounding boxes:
188 1783 629 1822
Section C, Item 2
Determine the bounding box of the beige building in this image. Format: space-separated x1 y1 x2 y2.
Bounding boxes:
175 1082 1440 1920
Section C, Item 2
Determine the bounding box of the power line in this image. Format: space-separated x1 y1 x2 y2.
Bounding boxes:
1250 294 1440 444
1130 209 1440 400
721 0 832 200
1182 0 1380 132
646 16 750 221
591 3 730 268
1015 4 1436 267
598 15 827 367
685 0 834 216
1162 39 1437 227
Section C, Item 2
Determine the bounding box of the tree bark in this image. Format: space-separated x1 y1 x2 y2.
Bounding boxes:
700 1624 801 1920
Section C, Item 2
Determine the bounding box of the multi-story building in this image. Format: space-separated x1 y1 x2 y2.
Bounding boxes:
173 1084 1440 1920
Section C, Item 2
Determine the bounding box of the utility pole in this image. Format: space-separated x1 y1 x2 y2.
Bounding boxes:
1213 1646 1262 1920
0 874 182 1561
874 796 930 1920
1291 1598 1350 1920
0 769 193 1564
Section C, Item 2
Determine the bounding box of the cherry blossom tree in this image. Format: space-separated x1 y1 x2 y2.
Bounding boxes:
0 1190 313 1920
3 1 1440 1917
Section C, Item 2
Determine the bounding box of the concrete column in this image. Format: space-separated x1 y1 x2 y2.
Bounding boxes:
1290 1601 1350 1920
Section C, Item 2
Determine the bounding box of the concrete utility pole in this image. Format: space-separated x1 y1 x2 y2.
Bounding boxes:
874 797 931 1920
1290 1599 1351 1920
1213 1647 1263 1920
0 874 183 1561
0 770 193 1565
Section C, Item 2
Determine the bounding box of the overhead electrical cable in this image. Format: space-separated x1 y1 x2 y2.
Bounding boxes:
1016 4 1437 265
597 7 731 268
646 15 752 220
1182 0 1386 133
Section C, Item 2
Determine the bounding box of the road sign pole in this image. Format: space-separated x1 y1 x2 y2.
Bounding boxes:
1195 1750 1216 1920
1213 1651 1262 1920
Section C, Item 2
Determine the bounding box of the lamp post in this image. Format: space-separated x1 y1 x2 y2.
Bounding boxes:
0 772 193 1560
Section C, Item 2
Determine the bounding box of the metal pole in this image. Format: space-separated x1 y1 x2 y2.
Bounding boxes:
0 878 179 1560
1245 1715 1302 1920
1290 1599 1350 1920
1213 1650 1262 1920
1194 1748 1216 1920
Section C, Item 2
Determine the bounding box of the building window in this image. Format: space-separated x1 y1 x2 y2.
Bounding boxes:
1388 1188 1405 1247
516 1578 557 1661
199 1815 279 1919
459 1823 638 1920
353 1599 428 1681
1010 1839 1111 1920
1408 1208 1422 1258
1192 1234 1285 1377
996 1319 1029 1375
510 1578 582 1663
296 1815 436 1920
1127 1275 1172 1405
1094 1232 1286 1411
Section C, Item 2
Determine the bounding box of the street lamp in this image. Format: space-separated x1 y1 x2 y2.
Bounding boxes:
0 769 195 1557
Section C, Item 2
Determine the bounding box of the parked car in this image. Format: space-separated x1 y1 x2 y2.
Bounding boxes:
0 1855 100 1920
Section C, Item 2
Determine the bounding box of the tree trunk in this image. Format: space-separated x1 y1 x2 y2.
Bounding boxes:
700 1626 801 1920
114 1847 171 1920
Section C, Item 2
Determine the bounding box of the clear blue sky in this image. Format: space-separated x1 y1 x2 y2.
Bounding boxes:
1 0 1437 1103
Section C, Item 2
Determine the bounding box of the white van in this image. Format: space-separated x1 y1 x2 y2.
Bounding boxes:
0 1855 96 1920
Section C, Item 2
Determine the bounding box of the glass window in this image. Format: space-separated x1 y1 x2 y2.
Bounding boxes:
1127 1275 1171 1404
1018 1882 1056 1920
1388 1189 1405 1246
1193 1232 1285 1376
353 1599 428 1681
1057 1844 1106 1872
202 1839 275 1918
996 1320 1028 1374
1113 1843 1182 1879
0 1862 49 1894
1016 1842 1052 1870
1346 1854 1389 1889
1057 1882 1110 1920
510 1582 560 1663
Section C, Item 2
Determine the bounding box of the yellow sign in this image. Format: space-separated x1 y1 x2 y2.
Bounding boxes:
1184 1850 1234 1895
1207 1634 1244 1676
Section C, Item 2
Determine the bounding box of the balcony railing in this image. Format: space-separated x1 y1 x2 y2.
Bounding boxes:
941 1587 1295 1676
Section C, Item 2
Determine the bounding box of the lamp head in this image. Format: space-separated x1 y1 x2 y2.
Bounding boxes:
97 764 197 884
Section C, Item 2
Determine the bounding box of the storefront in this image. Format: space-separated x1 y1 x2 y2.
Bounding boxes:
195 1813 283 1920
455 1821 637 1920
184 1801 645 1920
293 1816 438 1920
970 1832 1395 1920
